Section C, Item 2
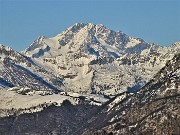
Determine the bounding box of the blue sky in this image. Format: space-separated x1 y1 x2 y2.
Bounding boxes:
0 0 179 51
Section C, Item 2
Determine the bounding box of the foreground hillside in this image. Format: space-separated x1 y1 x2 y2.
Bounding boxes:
0 100 99 135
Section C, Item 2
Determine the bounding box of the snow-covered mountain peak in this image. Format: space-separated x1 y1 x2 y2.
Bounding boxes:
59 23 109 37
67 22 105 31
23 23 153 59
20 23 179 95
66 22 86 32
24 35 46 51
37 35 46 41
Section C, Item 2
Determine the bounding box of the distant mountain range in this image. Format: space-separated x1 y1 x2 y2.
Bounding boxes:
0 23 179 134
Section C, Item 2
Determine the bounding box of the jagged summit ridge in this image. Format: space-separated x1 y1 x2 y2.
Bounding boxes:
23 23 151 58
